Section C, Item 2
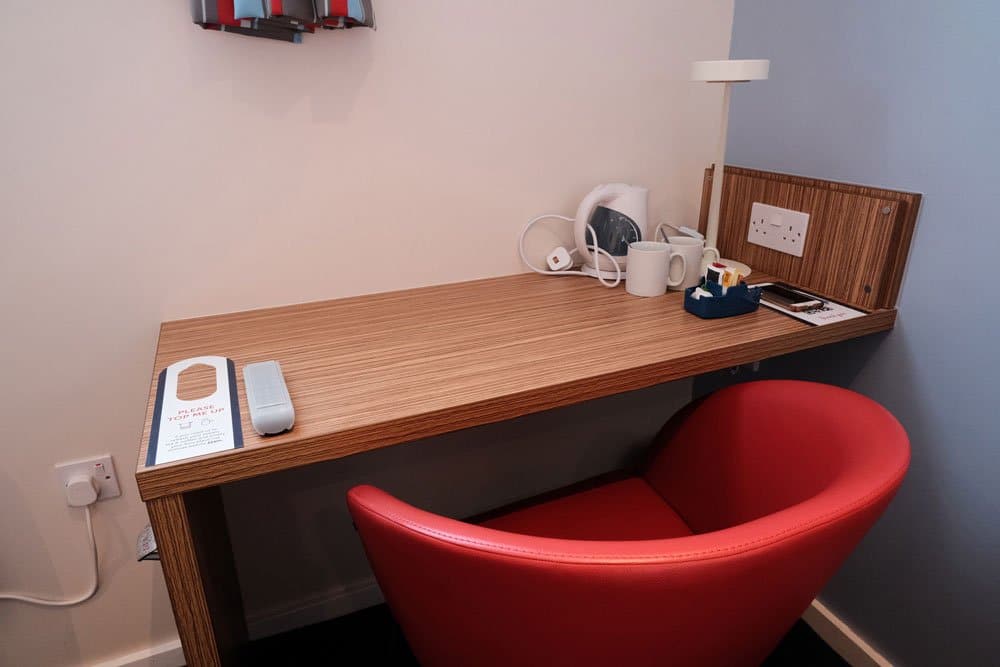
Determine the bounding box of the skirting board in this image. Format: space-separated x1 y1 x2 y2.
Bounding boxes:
89 591 889 666
89 638 184 667
87 580 382 666
804 599 893 667
245 577 385 639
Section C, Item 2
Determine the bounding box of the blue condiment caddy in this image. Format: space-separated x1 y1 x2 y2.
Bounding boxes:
683 281 762 319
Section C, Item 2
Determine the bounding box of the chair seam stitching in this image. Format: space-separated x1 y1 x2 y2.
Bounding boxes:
352 461 908 564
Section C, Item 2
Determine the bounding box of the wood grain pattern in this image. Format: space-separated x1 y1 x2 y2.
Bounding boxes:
698 166 921 310
176 363 218 401
135 272 895 500
147 490 247 667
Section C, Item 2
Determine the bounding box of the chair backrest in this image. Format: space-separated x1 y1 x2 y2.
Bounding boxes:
347 381 909 667
644 380 910 532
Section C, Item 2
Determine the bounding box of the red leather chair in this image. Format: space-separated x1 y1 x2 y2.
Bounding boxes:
347 381 909 667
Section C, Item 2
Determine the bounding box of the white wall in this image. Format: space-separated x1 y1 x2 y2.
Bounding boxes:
0 1 734 664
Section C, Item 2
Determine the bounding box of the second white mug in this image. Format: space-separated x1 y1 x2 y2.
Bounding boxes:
667 236 720 290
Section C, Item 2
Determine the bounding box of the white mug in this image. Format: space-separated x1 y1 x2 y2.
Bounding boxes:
667 236 720 290
626 242 686 297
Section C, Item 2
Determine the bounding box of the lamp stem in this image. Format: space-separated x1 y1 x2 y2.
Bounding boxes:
706 82 731 249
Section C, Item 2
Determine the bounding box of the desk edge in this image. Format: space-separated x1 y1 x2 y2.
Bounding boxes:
136 308 896 500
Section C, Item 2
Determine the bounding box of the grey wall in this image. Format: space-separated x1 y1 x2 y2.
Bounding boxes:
718 1 1000 664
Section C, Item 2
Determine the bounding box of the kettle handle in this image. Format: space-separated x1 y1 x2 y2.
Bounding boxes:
574 184 622 268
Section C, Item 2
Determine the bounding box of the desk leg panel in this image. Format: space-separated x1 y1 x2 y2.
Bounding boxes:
147 489 248 667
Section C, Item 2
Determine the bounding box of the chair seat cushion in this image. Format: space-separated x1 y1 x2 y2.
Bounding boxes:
479 477 693 540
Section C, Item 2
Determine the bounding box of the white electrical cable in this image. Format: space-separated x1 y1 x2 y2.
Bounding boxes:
0 505 99 607
655 222 704 242
518 214 622 288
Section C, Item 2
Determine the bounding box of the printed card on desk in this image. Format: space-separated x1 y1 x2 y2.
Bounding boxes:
146 356 243 466
752 283 867 326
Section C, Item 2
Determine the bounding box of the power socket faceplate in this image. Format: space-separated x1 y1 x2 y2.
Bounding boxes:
747 202 810 257
54 454 121 503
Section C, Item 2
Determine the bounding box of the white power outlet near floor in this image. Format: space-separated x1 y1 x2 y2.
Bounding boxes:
747 202 810 257
54 454 121 502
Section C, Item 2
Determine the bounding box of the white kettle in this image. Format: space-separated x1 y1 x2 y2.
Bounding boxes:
573 184 649 277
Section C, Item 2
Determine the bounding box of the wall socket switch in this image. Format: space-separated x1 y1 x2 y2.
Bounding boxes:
747 202 810 257
55 454 121 504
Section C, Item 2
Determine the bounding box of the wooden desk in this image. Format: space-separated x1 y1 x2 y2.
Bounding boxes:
136 273 895 666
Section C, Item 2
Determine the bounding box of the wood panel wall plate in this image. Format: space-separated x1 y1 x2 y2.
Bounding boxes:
697 166 921 310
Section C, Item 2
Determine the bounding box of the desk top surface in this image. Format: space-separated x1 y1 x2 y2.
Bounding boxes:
136 273 894 500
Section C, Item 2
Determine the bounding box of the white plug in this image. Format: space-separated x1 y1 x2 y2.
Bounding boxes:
65 474 98 507
546 247 573 271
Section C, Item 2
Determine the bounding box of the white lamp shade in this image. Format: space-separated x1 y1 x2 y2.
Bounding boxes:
691 59 769 82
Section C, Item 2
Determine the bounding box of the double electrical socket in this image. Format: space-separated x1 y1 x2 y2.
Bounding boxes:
747 202 810 257
54 454 121 504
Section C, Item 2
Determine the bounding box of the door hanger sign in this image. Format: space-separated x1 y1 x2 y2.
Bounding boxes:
146 356 243 466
